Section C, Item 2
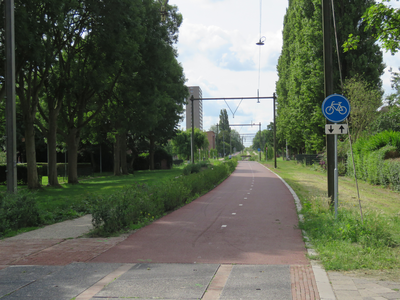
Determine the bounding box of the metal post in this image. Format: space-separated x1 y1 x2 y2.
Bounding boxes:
216 123 219 157
5 0 17 193
323 0 335 205
334 134 338 218
273 93 277 168
259 122 261 161
223 132 225 157
229 131 231 155
190 95 194 164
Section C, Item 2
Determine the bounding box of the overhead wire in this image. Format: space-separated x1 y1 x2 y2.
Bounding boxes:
257 0 263 97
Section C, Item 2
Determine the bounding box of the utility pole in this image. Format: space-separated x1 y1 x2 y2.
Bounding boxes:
223 132 225 157
216 124 219 157
323 0 334 205
5 0 17 193
273 93 277 168
258 122 261 161
190 95 194 164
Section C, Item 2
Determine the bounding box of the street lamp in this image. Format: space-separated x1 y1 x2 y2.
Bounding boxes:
256 36 266 46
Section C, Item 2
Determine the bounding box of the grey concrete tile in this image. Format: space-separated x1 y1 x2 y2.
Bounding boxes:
220 265 291 300
95 263 219 299
0 265 61 298
378 292 400 299
1 263 122 300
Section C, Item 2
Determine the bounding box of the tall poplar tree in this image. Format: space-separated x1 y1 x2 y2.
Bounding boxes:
276 0 384 153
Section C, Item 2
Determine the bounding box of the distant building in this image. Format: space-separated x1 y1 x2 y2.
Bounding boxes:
186 86 203 131
206 131 216 150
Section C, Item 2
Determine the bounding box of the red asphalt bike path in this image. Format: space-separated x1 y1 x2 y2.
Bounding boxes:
92 161 308 265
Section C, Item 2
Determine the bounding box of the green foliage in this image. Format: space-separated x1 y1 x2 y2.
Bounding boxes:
347 131 400 190
0 192 41 236
89 160 238 235
344 0 400 55
277 0 384 153
343 76 383 140
371 106 400 134
172 129 209 160
301 203 399 270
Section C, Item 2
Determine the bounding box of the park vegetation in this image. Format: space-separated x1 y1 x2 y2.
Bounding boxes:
0 0 188 188
0 157 238 237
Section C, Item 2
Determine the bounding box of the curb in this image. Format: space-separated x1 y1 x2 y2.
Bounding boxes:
259 162 336 300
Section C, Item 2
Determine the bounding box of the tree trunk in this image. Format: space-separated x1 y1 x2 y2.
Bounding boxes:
120 130 128 175
24 114 41 189
67 128 80 184
47 108 60 186
149 135 155 170
114 134 121 175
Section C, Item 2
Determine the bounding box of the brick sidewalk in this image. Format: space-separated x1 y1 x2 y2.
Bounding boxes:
0 237 126 266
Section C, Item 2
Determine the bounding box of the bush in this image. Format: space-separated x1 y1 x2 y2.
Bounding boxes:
90 160 238 236
0 192 41 236
347 131 400 190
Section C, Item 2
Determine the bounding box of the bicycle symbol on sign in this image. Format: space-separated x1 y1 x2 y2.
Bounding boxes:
325 101 348 115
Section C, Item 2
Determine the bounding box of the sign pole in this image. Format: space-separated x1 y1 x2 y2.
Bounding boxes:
334 134 338 218
191 96 194 164
322 94 351 217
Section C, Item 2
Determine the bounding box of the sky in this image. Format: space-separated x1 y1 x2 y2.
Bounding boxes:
170 0 400 147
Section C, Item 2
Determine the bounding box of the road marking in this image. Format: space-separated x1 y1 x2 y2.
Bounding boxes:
239 204 243 206
232 213 236 215
221 225 227 228
244 197 247 200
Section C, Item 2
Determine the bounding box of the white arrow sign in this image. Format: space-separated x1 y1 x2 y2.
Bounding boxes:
325 124 348 135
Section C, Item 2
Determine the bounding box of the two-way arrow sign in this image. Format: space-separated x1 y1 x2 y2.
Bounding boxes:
325 124 348 135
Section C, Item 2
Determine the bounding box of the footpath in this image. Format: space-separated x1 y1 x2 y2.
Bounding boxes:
0 161 399 300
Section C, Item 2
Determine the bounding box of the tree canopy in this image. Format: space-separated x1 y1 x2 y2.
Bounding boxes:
276 0 384 153
0 0 188 187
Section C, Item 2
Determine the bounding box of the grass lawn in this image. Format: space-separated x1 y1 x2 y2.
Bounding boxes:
0 167 184 236
262 158 400 281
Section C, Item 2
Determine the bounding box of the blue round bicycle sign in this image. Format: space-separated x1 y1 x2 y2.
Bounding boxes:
322 94 350 123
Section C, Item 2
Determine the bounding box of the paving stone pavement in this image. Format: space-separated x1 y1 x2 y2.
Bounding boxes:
327 271 400 300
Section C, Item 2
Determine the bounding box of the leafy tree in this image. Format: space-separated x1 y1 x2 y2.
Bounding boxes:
3 0 83 188
371 106 400 133
276 0 384 154
172 129 208 160
343 75 383 140
252 123 274 151
216 109 231 156
55 0 144 183
344 0 400 54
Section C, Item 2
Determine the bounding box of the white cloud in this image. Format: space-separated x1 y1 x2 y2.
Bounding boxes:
173 0 400 133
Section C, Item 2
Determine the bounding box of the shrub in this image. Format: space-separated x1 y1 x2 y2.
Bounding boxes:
0 192 41 236
347 131 400 190
90 160 238 236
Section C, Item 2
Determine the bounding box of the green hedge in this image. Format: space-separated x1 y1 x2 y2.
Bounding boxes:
89 158 238 235
0 164 44 185
347 131 400 191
